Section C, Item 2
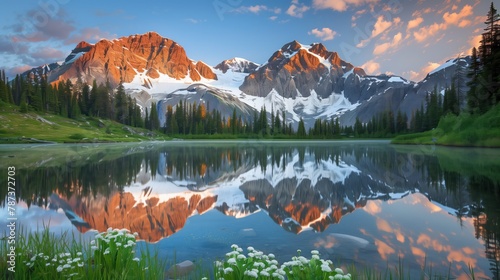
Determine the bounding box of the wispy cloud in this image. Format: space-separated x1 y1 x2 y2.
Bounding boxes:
234 5 281 15
286 1 310 18
312 0 380 12
308 27 337 41
373 32 402 55
357 15 400 48
64 27 116 45
407 17 424 31
413 4 474 43
361 59 380 75
185 18 207 24
408 61 441 81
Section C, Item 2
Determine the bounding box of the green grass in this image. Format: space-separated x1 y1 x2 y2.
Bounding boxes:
0 228 480 280
0 103 169 144
392 104 500 147
0 227 168 280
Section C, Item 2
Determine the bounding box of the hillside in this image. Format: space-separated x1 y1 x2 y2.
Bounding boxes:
392 104 500 147
0 103 167 143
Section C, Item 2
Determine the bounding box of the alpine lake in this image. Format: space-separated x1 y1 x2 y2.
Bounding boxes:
1 140 499 279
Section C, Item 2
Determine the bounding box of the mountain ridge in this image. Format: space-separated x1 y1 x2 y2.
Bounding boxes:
20 31 469 128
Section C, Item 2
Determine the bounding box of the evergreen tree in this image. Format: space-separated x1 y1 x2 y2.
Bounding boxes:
274 110 281 134
114 83 127 124
467 47 481 113
149 102 160 131
297 118 306 138
144 107 150 130
354 117 363 136
231 108 237 134
95 83 111 119
89 80 98 116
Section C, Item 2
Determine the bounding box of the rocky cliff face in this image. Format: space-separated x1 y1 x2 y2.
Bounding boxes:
214 57 260 74
63 191 218 242
47 32 217 88
239 41 364 99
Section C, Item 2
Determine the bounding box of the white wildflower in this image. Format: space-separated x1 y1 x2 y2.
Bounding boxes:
57 266 63 272
260 270 270 277
334 274 343 280
335 268 344 274
133 257 140 262
272 273 285 280
311 250 319 255
321 264 332 272
268 253 275 259
244 270 258 278
224 267 233 274
298 256 308 264
247 246 254 251
227 258 237 265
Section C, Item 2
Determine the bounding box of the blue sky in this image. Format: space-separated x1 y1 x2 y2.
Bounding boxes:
0 0 490 81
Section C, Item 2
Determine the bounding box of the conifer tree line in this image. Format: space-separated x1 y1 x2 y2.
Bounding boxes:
0 74 153 130
467 2 500 115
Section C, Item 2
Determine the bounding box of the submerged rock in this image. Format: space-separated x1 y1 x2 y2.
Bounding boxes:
165 260 195 279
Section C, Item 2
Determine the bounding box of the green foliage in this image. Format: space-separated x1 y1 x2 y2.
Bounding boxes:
467 2 500 114
392 103 500 147
0 227 164 280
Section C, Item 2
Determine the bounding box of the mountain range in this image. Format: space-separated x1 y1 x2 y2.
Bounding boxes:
23 31 470 127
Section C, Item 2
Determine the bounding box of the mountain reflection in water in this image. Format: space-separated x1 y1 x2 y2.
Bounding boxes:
0 141 499 279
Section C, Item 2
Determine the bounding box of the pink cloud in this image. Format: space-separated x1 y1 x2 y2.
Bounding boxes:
286 2 310 18
373 32 402 55
65 27 117 45
312 0 379 12
357 15 398 48
407 17 424 31
443 5 473 26
309 27 337 41
413 22 448 42
361 59 380 74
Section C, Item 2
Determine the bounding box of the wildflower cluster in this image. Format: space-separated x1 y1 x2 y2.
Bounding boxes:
12 228 156 280
92 227 139 272
214 245 351 280
282 249 351 280
214 244 286 280
23 251 84 279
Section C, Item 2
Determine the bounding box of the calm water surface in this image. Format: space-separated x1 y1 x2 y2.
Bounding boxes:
1 140 499 279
